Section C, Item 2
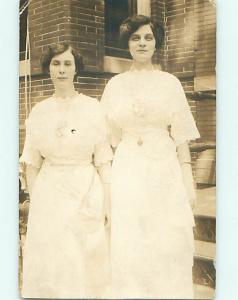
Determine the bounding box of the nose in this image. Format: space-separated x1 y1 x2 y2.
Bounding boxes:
59 64 65 74
139 37 146 47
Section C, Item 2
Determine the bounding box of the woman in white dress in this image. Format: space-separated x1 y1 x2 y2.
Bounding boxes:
20 42 112 299
101 15 200 298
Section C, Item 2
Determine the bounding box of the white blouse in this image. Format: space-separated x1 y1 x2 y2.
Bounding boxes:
20 93 113 170
101 69 200 149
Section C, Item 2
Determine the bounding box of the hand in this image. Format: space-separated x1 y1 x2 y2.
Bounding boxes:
102 182 111 229
104 214 111 229
189 193 197 211
180 163 197 210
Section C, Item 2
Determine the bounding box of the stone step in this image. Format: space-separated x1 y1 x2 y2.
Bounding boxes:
194 284 215 299
193 185 216 289
194 186 216 242
190 141 216 152
193 240 216 288
194 240 216 261
194 186 216 219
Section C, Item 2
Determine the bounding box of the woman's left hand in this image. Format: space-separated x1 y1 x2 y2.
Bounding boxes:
104 214 111 228
181 163 197 210
103 182 111 229
177 142 197 210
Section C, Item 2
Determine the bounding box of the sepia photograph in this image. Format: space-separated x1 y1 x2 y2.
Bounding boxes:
19 0 216 298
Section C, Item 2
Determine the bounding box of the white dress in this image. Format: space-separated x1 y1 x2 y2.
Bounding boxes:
20 93 113 299
101 69 200 299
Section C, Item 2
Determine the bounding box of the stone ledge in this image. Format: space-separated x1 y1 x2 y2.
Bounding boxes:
194 187 216 218
194 284 215 299
194 240 216 261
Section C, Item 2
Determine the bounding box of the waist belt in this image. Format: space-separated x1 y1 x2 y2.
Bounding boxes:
44 158 92 166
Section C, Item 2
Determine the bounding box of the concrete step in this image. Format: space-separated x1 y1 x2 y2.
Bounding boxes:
194 240 216 261
194 284 215 299
194 186 216 219
194 186 216 242
193 185 216 290
193 240 216 288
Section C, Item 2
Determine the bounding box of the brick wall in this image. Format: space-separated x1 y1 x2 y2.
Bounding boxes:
28 0 105 74
165 0 216 145
194 0 216 77
163 0 215 78
29 0 68 74
151 0 167 69
196 99 216 142
166 0 195 78
66 0 105 72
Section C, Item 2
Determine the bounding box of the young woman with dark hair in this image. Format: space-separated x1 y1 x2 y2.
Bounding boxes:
20 42 112 298
101 15 200 298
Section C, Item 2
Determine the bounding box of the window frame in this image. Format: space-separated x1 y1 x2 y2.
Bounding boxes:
19 0 28 61
104 0 138 59
103 0 151 73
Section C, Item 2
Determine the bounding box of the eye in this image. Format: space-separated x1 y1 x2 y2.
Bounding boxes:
130 35 140 41
51 60 60 66
64 61 73 66
145 34 154 41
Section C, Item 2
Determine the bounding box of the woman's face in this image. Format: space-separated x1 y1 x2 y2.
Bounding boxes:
49 49 76 88
128 24 156 64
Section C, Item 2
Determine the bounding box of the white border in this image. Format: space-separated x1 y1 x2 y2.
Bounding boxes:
1 1 238 299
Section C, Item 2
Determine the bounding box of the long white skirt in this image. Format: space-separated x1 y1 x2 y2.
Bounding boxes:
109 139 195 299
22 162 110 299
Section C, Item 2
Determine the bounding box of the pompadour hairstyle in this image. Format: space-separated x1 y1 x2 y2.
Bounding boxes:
40 42 84 75
119 15 165 49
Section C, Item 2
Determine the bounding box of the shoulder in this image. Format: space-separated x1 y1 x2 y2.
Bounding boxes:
76 94 106 126
31 97 53 111
104 73 126 88
25 97 54 128
29 97 54 116
77 93 99 107
155 70 180 83
76 93 103 114
153 70 184 93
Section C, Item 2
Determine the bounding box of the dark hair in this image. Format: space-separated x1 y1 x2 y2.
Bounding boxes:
40 42 84 75
119 15 165 49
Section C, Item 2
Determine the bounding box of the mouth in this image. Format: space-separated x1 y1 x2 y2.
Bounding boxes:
137 50 148 53
57 77 68 80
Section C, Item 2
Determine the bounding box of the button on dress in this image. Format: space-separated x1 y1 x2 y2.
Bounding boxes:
20 93 113 299
101 69 200 299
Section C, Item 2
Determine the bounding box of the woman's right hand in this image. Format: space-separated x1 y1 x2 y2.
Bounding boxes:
26 164 40 197
181 163 197 210
103 183 111 229
104 214 110 228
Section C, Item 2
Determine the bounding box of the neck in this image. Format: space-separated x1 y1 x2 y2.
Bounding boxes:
54 83 76 99
130 61 154 71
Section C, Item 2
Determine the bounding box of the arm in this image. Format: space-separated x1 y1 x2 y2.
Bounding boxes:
97 162 111 227
177 141 197 209
26 164 40 198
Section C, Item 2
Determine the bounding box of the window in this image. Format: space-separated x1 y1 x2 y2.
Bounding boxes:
19 0 28 60
105 0 137 58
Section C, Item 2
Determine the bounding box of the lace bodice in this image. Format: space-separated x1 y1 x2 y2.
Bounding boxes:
20 93 113 169
101 69 200 148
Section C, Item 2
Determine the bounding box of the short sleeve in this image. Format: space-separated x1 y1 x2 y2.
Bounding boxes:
19 118 43 190
19 118 43 169
93 105 113 167
169 77 200 146
100 78 122 147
